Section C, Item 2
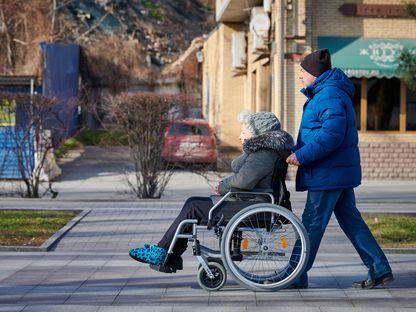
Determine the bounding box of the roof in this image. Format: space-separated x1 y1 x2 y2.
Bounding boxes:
0 76 39 86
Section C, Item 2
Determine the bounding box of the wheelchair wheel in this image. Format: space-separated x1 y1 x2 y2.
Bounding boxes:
220 204 309 292
197 261 227 291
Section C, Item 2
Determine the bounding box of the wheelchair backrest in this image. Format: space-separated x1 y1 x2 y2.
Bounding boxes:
271 158 292 211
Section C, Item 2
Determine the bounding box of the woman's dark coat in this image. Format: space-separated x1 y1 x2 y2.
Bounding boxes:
218 130 294 195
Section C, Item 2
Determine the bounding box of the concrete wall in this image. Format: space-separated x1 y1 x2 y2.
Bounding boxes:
311 0 416 49
359 141 416 180
202 23 246 149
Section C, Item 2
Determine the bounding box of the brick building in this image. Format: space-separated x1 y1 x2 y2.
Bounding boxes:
202 0 416 180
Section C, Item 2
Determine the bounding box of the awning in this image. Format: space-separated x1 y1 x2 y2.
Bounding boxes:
318 36 416 78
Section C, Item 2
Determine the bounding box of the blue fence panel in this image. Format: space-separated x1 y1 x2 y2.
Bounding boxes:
0 43 80 179
41 42 80 144
0 127 34 179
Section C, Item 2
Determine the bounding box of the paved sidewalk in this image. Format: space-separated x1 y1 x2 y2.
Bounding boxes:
0 206 416 311
0 251 415 311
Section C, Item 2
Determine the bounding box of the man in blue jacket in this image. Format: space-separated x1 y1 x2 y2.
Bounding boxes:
286 49 393 289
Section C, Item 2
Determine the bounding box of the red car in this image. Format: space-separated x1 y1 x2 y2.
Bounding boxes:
162 119 217 169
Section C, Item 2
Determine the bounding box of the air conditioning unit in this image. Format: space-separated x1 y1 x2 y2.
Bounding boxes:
263 0 271 12
250 7 270 54
231 31 247 70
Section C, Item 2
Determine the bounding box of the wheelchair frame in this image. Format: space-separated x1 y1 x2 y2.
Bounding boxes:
165 190 275 280
150 187 309 292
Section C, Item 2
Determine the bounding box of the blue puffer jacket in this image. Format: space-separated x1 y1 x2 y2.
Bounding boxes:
294 68 362 192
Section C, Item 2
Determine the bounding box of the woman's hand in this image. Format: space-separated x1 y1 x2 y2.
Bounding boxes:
286 153 301 166
214 185 220 195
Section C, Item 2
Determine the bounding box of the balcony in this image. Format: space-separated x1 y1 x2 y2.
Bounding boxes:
216 0 263 22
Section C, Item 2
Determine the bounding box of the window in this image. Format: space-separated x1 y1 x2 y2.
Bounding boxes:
407 86 416 131
367 78 400 131
260 64 271 111
0 98 16 126
348 77 414 132
169 123 209 136
350 78 361 130
251 70 257 112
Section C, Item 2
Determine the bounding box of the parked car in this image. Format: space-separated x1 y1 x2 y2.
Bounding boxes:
162 119 217 170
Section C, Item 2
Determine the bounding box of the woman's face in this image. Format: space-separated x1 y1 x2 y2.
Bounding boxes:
239 124 253 144
299 67 317 88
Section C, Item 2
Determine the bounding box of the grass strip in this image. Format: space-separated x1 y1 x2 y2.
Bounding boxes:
363 213 416 248
0 210 79 246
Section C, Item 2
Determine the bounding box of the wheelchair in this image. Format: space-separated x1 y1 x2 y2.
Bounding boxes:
150 158 310 292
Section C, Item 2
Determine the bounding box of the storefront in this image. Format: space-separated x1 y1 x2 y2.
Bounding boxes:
319 37 416 133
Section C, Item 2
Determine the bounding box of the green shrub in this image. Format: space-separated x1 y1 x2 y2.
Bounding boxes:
141 0 163 20
55 138 81 159
76 129 129 146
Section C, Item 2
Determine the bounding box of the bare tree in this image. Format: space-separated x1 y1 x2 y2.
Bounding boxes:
108 92 203 198
0 92 73 198
0 0 52 74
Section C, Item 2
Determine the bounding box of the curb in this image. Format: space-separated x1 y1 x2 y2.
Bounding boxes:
384 248 416 254
0 209 91 252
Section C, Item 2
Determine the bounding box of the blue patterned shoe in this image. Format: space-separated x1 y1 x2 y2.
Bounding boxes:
128 244 150 263
129 244 167 265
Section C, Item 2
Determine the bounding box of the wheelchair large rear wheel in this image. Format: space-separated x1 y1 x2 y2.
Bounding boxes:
220 204 309 292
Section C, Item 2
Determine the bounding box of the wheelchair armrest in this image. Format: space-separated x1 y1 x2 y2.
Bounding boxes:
207 189 275 229
229 188 274 205
229 187 274 194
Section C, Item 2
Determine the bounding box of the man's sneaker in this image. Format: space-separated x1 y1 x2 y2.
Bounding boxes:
129 244 167 266
352 272 394 289
287 283 308 289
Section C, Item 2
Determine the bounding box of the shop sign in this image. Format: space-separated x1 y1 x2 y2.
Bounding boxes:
339 4 406 18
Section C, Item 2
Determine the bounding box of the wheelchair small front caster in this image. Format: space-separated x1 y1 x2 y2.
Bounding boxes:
197 261 227 291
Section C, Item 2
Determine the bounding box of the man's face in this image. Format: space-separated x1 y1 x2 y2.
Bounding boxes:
299 67 317 88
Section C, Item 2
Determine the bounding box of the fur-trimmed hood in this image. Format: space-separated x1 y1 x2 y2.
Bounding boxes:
243 130 294 154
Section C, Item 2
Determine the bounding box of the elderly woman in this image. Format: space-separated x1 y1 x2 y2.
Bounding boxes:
129 111 294 270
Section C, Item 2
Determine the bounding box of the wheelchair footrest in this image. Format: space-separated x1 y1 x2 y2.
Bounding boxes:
149 264 178 273
149 253 183 274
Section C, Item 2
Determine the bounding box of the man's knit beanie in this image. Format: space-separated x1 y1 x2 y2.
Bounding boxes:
300 49 332 77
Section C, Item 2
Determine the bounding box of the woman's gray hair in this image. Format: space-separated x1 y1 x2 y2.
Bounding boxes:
237 110 255 134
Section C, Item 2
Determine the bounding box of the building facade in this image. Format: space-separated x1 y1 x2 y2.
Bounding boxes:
202 0 416 179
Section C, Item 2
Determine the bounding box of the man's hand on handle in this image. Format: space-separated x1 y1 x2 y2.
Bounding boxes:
286 153 301 166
